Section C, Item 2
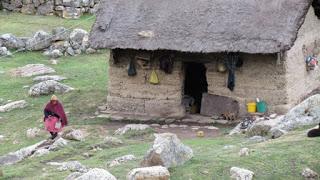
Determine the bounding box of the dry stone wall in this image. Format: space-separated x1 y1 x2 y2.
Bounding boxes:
285 7 320 107
205 54 288 115
1 0 99 18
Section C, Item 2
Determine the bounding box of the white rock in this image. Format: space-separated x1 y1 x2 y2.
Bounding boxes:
0 135 5 141
32 148 50 157
141 133 193 168
301 168 319 179
75 168 116 180
150 124 160 127
230 167 254 180
114 124 151 135
127 166 170 180
29 80 74 96
104 136 123 145
48 161 87 173
0 100 28 112
63 129 84 141
49 138 68 150
247 136 266 143
223 145 235 150
26 30 52 50
108 154 136 167
65 172 83 180
33 75 67 82
169 124 178 128
239 148 250 157
161 125 168 129
206 126 219 130
269 113 277 119
0 47 12 57
26 127 41 138
179 124 188 128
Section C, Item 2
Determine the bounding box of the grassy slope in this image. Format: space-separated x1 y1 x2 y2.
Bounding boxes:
0 12 320 180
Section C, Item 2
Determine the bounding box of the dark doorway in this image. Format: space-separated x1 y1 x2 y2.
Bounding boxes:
184 62 208 113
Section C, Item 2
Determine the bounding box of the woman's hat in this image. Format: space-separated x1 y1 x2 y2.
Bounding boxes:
51 95 58 101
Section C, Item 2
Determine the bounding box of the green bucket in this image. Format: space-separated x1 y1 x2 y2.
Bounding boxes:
257 101 267 113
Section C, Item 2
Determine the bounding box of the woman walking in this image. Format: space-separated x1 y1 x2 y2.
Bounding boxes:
44 95 68 139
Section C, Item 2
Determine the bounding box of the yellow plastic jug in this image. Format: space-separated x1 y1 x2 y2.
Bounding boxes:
149 70 159 84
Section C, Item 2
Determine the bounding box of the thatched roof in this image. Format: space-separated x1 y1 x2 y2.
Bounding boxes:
90 0 312 54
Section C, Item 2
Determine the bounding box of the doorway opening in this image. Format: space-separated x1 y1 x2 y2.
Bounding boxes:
183 62 208 113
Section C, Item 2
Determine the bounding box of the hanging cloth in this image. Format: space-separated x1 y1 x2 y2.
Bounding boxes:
159 55 174 74
149 69 159 84
225 53 239 91
128 59 137 76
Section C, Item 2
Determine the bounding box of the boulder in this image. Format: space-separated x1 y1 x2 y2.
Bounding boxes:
74 168 116 180
127 166 170 180
66 47 75 56
0 140 45 165
69 28 88 50
301 168 319 180
141 133 193 168
85 47 96 54
10 64 55 77
21 4 36 15
0 100 28 112
104 136 123 146
239 148 250 157
28 80 74 96
49 41 67 52
45 49 63 59
49 137 68 151
230 167 254 180
62 7 81 19
0 47 12 57
36 1 54 15
62 129 84 141
274 94 320 131
246 124 271 137
31 148 50 157
108 154 136 167
114 124 152 135
269 128 287 139
0 33 25 49
65 172 83 180
62 0 81 7
52 27 70 41
47 161 87 173
33 75 67 82
26 127 41 138
26 30 52 51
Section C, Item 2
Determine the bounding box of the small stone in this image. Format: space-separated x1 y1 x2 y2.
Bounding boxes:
110 115 124 121
270 128 287 139
65 172 83 180
33 75 67 82
161 125 168 129
32 148 50 157
0 100 28 112
223 145 235 150
74 168 116 180
269 113 277 119
0 135 5 141
114 124 151 135
169 124 178 128
26 127 41 138
150 124 161 127
49 138 68 150
104 136 123 146
179 124 188 128
165 119 175 124
205 126 219 130
47 161 87 173
230 167 254 180
302 168 319 179
127 166 170 180
62 129 84 141
66 47 75 56
239 148 250 157
23 85 30 89
85 48 96 54
108 154 136 167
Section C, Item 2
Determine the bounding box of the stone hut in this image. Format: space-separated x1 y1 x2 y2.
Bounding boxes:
90 0 320 119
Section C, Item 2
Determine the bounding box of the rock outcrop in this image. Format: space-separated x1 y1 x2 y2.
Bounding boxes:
28 80 74 96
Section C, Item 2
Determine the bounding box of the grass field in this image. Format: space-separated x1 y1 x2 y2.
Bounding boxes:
0 12 320 180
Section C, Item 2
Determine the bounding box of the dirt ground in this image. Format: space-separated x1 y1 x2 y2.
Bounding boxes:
101 122 221 139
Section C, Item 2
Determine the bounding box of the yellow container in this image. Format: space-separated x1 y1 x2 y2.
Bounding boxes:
247 102 257 113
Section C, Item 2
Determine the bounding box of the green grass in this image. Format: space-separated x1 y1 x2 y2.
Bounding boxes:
0 13 320 180
0 12 95 36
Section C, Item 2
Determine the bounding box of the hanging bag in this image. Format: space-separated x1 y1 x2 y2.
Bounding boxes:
149 69 159 84
128 59 137 76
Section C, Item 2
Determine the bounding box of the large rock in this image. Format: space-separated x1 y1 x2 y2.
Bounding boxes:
0 33 25 49
246 124 271 137
127 166 170 180
62 129 84 141
0 47 12 57
33 75 67 82
74 168 116 180
62 7 81 19
69 28 88 50
26 30 52 50
11 64 55 77
274 94 320 131
0 100 28 112
36 1 54 15
52 27 70 41
28 80 74 96
141 133 193 168
21 4 36 14
230 167 254 180
114 124 152 135
301 168 319 180
0 140 45 165
108 154 136 167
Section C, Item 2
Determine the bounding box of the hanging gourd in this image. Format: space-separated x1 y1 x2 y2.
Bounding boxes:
149 69 159 84
128 59 137 76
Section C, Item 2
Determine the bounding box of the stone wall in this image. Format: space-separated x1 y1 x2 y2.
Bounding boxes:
1 0 99 18
285 7 320 107
205 54 288 115
106 50 185 119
